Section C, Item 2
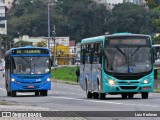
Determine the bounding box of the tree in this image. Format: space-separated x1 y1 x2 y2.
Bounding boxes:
56 0 107 41
153 35 160 44
104 3 160 34
35 41 47 47
145 0 160 8
7 0 108 42
7 0 51 37
13 41 32 48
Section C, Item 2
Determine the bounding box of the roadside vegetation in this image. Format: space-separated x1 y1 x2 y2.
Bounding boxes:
0 100 14 105
51 66 78 83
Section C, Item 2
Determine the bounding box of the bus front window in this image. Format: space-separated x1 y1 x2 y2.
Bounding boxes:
104 47 152 73
12 57 50 74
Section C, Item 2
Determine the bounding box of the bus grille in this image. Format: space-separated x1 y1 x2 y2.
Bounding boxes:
120 86 137 90
23 86 39 89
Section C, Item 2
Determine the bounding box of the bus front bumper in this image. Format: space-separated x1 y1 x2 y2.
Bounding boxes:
103 82 154 93
10 81 51 91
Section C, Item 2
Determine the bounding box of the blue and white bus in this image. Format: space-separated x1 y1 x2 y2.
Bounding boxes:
80 33 154 99
5 46 51 97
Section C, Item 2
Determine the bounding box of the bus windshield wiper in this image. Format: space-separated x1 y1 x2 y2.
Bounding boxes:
116 47 126 57
131 47 140 57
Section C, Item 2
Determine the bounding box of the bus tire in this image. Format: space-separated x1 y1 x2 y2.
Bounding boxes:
128 93 134 99
43 90 48 96
7 91 11 96
11 91 16 97
141 92 148 99
86 81 92 98
93 92 99 99
41 90 48 96
121 93 127 99
99 93 105 100
35 92 39 96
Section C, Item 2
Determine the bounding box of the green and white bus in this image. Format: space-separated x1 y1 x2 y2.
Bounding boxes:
80 33 154 99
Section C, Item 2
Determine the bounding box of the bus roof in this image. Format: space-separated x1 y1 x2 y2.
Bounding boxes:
81 36 105 44
81 33 151 45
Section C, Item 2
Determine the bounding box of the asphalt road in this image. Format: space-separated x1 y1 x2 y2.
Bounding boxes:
0 71 160 119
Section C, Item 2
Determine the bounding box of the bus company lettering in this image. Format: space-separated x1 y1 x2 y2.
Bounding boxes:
17 50 41 54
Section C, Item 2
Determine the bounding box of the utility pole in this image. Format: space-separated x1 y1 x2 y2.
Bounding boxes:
52 25 56 66
47 0 51 51
52 25 56 80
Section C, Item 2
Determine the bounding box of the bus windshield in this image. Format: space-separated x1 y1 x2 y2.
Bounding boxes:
11 57 50 74
104 46 152 74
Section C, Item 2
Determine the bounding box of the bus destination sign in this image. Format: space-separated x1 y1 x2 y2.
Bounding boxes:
12 49 49 54
109 39 147 45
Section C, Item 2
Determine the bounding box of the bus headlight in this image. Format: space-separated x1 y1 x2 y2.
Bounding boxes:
47 78 51 82
143 80 148 84
108 80 116 85
11 78 15 82
143 77 152 84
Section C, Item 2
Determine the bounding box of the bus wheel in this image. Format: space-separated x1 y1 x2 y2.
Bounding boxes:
7 91 11 96
40 90 48 96
35 92 39 96
121 93 127 99
93 92 99 99
86 83 92 98
43 91 48 96
97 84 105 99
128 93 134 99
141 92 148 99
11 91 16 97
99 93 105 100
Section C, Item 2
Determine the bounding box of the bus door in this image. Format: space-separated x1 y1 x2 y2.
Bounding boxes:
90 43 102 92
80 48 86 90
85 45 92 91
5 55 11 90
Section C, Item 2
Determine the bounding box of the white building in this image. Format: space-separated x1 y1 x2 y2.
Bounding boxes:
14 35 70 47
92 0 146 10
0 0 6 34
5 0 14 10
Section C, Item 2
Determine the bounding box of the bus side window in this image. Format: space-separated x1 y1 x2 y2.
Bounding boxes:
85 44 91 64
81 45 86 64
95 43 101 64
90 44 94 64
5 56 10 69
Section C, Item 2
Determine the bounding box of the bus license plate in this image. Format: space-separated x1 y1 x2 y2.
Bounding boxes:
28 86 34 88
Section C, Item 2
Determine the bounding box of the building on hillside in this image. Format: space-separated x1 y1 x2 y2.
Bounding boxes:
5 0 14 10
14 35 70 47
52 45 70 65
14 35 46 46
69 40 76 65
75 42 81 61
92 0 146 10
51 40 78 65
0 0 6 34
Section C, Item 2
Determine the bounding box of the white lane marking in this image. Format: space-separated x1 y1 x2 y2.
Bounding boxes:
50 96 160 108
53 91 84 95
53 85 82 91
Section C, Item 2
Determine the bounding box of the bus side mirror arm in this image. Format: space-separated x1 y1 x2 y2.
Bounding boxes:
90 48 94 64
152 47 156 63
82 49 86 64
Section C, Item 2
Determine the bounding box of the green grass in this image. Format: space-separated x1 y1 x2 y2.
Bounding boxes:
51 66 78 83
0 100 13 105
